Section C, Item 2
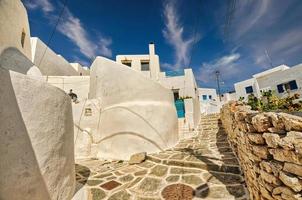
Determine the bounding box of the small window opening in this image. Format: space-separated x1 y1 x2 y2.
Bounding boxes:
21 30 26 48
122 60 132 67
141 60 150 71
245 86 253 94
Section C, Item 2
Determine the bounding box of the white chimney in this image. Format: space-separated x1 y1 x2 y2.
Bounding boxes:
149 42 155 55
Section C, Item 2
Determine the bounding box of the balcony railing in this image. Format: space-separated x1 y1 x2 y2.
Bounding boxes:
165 69 185 77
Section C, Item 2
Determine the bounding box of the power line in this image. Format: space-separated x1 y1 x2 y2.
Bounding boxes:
187 0 202 68
37 0 69 68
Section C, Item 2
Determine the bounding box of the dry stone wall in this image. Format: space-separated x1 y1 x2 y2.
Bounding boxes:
221 102 302 200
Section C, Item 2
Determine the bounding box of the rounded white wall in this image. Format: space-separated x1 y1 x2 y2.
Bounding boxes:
0 68 75 200
0 0 32 59
31 37 78 76
75 56 179 160
0 0 43 76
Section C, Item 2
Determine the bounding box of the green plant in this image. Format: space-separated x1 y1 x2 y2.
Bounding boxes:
238 96 245 102
247 90 302 112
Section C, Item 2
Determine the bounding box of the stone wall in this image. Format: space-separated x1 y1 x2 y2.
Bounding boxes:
221 102 302 200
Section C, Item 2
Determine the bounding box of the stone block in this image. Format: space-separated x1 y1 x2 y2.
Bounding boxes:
269 149 302 165
252 145 269 159
263 133 281 148
279 171 302 192
259 160 282 176
252 114 272 132
279 113 302 132
247 133 265 144
266 112 285 130
129 152 146 164
283 162 302 177
260 169 282 185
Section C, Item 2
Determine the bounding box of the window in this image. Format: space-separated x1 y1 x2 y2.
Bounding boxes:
277 84 284 93
277 80 298 93
202 95 207 100
21 30 26 48
122 60 132 67
141 60 150 71
209 95 212 100
245 86 253 94
289 80 298 90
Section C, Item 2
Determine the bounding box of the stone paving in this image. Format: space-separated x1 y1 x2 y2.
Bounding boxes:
75 114 248 200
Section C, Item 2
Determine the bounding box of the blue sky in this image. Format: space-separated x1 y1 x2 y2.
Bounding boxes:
24 0 302 92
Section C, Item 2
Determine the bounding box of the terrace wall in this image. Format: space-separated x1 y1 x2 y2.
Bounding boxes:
221 102 302 200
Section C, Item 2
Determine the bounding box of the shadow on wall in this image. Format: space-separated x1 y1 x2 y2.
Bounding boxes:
0 47 34 74
98 105 170 146
179 120 246 199
74 100 178 160
0 68 51 200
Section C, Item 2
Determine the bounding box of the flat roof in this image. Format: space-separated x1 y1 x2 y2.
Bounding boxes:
252 65 289 78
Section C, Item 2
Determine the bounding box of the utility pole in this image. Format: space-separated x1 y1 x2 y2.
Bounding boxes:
215 70 221 101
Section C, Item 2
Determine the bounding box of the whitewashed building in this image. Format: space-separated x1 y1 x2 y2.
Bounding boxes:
116 43 200 130
235 64 302 101
198 88 221 114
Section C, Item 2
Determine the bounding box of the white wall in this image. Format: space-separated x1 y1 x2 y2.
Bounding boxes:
45 76 90 100
70 63 90 75
198 88 221 114
234 78 257 101
76 56 178 160
31 37 78 76
198 88 218 101
116 43 160 80
159 69 198 98
184 98 201 130
0 68 75 200
234 64 302 100
0 0 43 77
221 92 237 103
256 64 302 97
0 0 32 59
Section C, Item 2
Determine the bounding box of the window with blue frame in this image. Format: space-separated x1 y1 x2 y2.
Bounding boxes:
202 95 207 100
277 80 298 93
245 86 253 94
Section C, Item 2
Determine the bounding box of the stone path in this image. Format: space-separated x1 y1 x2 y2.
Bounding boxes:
74 114 248 200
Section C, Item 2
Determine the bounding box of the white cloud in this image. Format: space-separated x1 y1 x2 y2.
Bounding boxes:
198 53 241 83
58 9 112 58
224 0 302 69
233 0 271 39
161 62 175 70
24 0 112 59
24 0 54 13
162 0 200 69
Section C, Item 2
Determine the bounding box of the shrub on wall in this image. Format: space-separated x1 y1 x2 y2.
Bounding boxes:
245 91 302 112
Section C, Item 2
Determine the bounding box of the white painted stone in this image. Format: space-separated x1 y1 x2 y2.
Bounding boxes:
74 56 178 160
0 0 32 59
0 68 75 200
31 37 78 76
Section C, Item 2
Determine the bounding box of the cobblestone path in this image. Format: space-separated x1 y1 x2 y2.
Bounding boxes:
75 114 248 200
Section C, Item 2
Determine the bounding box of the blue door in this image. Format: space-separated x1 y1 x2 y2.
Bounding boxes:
175 99 185 118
